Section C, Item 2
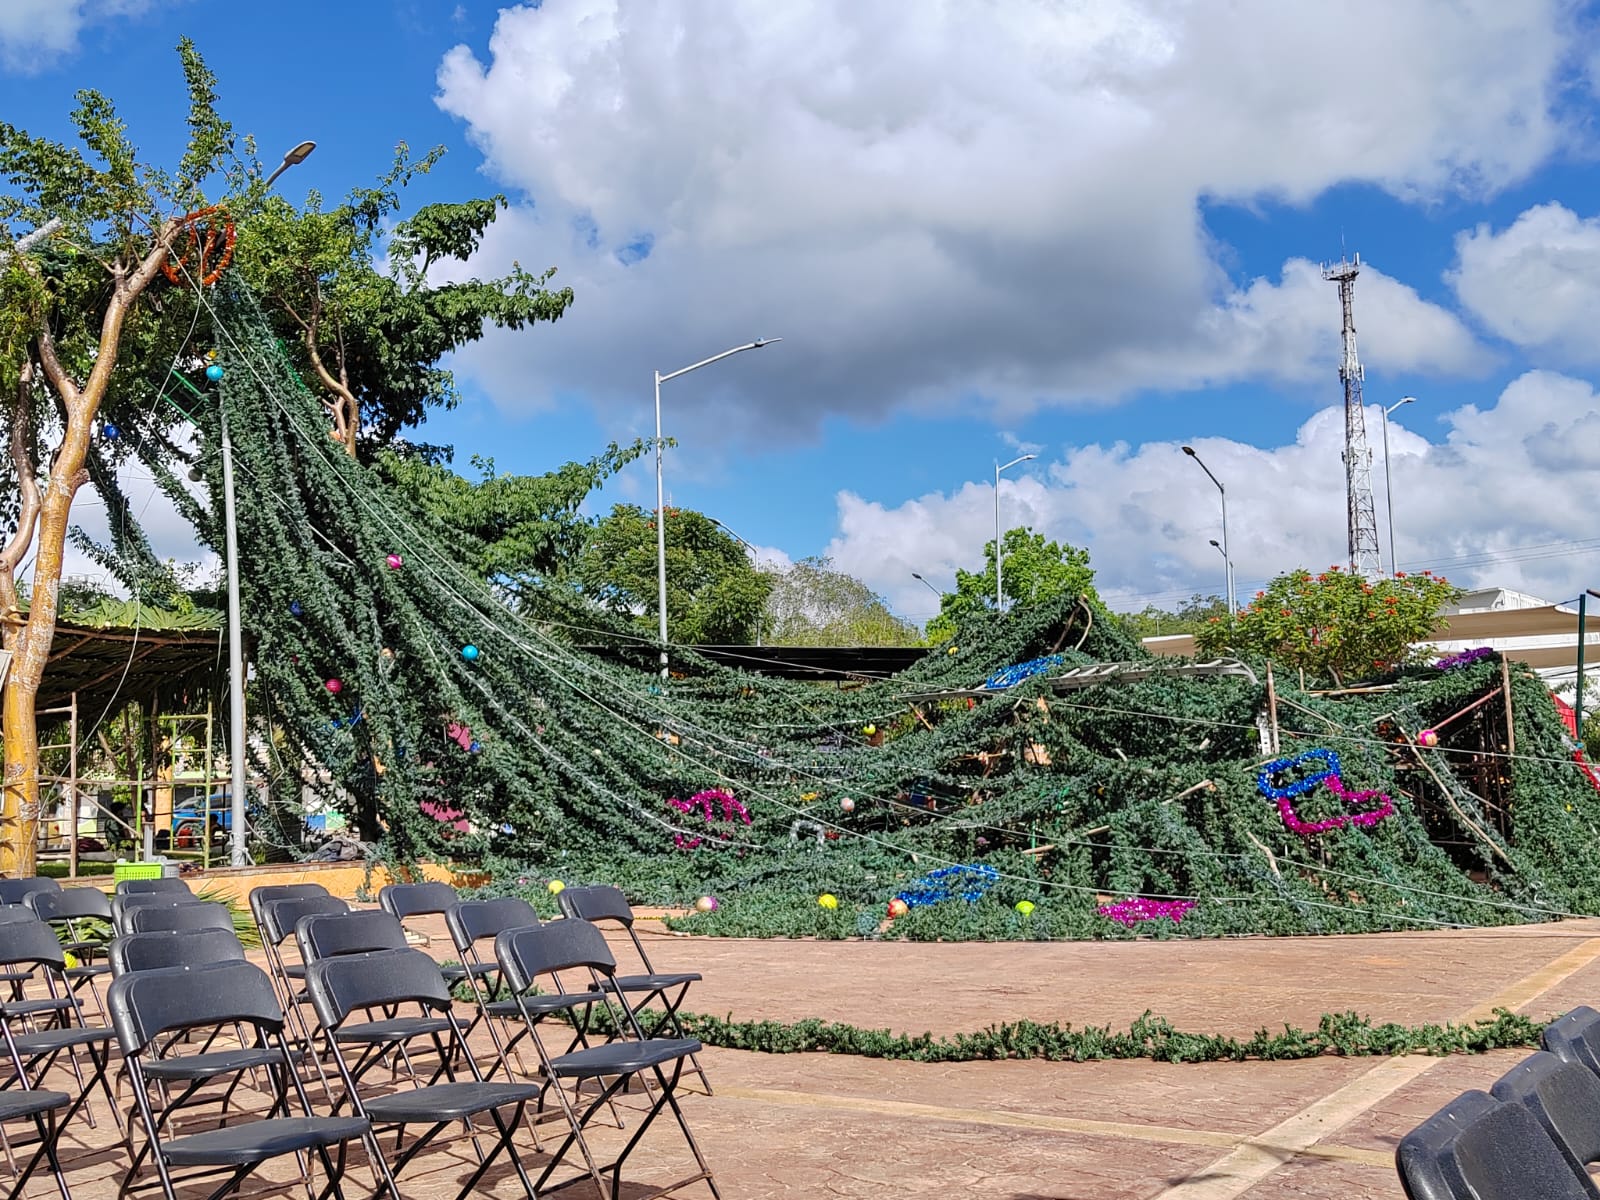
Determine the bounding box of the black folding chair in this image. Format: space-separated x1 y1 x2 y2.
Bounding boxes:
1396 1087 1598 1199
111 895 203 938
496 920 720 1200
305 948 541 1200
557 885 710 1093
1491 1050 1600 1177
258 897 349 1101
1543 1005 1600 1075
0 922 117 1141
125 903 236 936
377 883 466 983
109 930 246 978
294 911 408 965
113 878 192 898
0 998 71 1200
25 890 112 1024
0 883 58 909
108 960 392 1200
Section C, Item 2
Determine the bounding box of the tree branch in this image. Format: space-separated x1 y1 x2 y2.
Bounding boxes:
0 361 41 603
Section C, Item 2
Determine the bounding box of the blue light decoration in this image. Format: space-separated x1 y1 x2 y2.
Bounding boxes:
289 601 303 616
1254 749 1340 800
896 863 1000 908
205 363 224 382
102 422 121 440
984 654 1064 690
1435 646 1494 671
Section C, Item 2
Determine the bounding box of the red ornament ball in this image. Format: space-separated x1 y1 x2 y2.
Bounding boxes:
325 679 343 694
1419 729 1439 748
385 554 403 570
886 898 909 920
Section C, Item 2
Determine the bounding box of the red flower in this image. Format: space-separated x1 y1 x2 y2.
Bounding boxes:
1394 571 1407 578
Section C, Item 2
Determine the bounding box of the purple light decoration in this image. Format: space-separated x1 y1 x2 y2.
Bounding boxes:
1098 898 1196 926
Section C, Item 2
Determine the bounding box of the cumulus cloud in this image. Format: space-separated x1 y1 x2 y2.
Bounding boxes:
0 0 157 73
434 0 1560 441
1450 203 1600 362
828 371 1600 620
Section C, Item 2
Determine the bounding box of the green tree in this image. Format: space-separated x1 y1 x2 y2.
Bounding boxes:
234 151 574 457
926 528 1099 642
0 40 246 874
576 504 772 644
381 443 648 608
1194 567 1462 684
765 556 923 647
1118 594 1229 641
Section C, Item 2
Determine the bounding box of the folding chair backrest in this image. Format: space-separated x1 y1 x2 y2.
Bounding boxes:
0 904 40 926
126 900 236 935
110 929 245 976
495 919 616 994
107 961 284 1057
1491 1051 1600 1171
261 895 349 949
295 909 407 963
27 886 112 923
112 893 202 935
113 876 192 896
247 882 330 928
0 877 60 906
446 897 539 954
0 918 66 970
378 881 459 920
556 884 634 927
304 947 453 1031
1543 1006 1600 1077
1396 1089 1599 1200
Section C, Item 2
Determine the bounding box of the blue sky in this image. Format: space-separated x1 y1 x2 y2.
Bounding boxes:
4 1 1600 623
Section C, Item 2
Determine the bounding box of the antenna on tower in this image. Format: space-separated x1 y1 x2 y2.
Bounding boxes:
1322 253 1381 576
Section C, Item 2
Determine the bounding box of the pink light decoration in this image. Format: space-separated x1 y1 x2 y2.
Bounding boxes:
1276 774 1394 836
1098 898 1196 926
668 788 751 851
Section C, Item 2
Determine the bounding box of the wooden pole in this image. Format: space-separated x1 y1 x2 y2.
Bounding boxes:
1500 654 1516 759
67 691 77 879
1265 662 1281 754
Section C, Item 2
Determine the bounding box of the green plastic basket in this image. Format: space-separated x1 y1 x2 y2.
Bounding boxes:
112 862 164 883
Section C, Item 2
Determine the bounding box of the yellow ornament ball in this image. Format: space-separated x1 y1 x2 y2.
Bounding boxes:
862 724 876 736
62 951 79 970
1015 900 1036 917
947 645 958 655
547 880 565 895
818 893 839 910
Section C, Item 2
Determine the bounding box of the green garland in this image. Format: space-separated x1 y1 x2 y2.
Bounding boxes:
614 1006 1547 1064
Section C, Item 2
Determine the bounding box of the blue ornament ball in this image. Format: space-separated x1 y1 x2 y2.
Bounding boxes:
205 363 224 382
289 601 303 616
469 740 481 753
461 644 480 661
102 423 121 440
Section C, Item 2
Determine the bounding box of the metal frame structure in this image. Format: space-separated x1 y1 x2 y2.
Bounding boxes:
1323 255 1381 577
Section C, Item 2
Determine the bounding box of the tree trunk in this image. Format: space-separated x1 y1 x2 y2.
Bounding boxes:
0 629 42 877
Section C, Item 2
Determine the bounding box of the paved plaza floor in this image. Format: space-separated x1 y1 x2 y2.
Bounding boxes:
29 911 1600 1199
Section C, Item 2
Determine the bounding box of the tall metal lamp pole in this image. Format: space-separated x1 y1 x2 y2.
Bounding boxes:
1182 445 1234 616
1381 396 1415 575
994 454 1035 611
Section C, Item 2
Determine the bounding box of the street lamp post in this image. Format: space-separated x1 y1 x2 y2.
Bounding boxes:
707 515 764 646
654 339 782 678
1182 445 1234 616
910 572 941 598
225 140 317 867
1381 396 1415 575
1208 539 1234 615
994 454 1036 612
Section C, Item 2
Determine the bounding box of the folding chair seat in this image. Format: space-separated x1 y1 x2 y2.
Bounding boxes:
0 921 117 1140
1542 1005 1600 1076
1396 1088 1598 1199
125 902 236 936
0 881 59 909
113 878 192 897
496 920 720 1200
557 884 711 1093
305 948 542 1200
110 895 202 938
0 1087 72 1200
1491 1051 1600 1176
378 883 466 981
107 960 391 1200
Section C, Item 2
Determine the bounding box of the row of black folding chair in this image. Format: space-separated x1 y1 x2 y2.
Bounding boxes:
1398 1005 1600 1198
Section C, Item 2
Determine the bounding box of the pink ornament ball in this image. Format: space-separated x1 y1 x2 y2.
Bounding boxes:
325 679 343 694
694 895 718 913
839 797 855 814
1419 729 1439 748
386 554 403 570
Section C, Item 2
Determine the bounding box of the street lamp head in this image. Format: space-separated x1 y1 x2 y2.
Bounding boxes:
1399 395 1416 405
1209 539 1220 548
282 140 317 166
751 337 783 349
1182 445 1198 457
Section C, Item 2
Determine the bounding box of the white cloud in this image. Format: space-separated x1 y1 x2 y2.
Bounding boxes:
1450 203 1600 362
435 0 1561 440
828 371 1600 620
0 0 156 73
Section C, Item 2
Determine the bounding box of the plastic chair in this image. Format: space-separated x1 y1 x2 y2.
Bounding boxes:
378 883 466 981
496 920 720 1200
107 960 390 1200
556 884 710 1093
125 902 236 936
27 889 114 1021
1492 1051 1600 1176
112 877 192 897
1542 1005 1600 1077
245 883 329 943
304 948 542 1200
293 910 408 965
1397 1088 1598 1199
110 894 202 937
0 880 59 908
109 930 245 978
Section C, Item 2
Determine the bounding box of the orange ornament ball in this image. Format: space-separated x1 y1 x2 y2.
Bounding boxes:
886 898 909 920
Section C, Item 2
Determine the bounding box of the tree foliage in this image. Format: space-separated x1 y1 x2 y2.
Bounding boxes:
1118 594 1229 641
764 556 923 647
576 504 772 644
1194 567 1463 684
927 527 1099 642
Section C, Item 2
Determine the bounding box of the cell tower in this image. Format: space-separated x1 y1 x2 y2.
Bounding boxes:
1322 255 1381 576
